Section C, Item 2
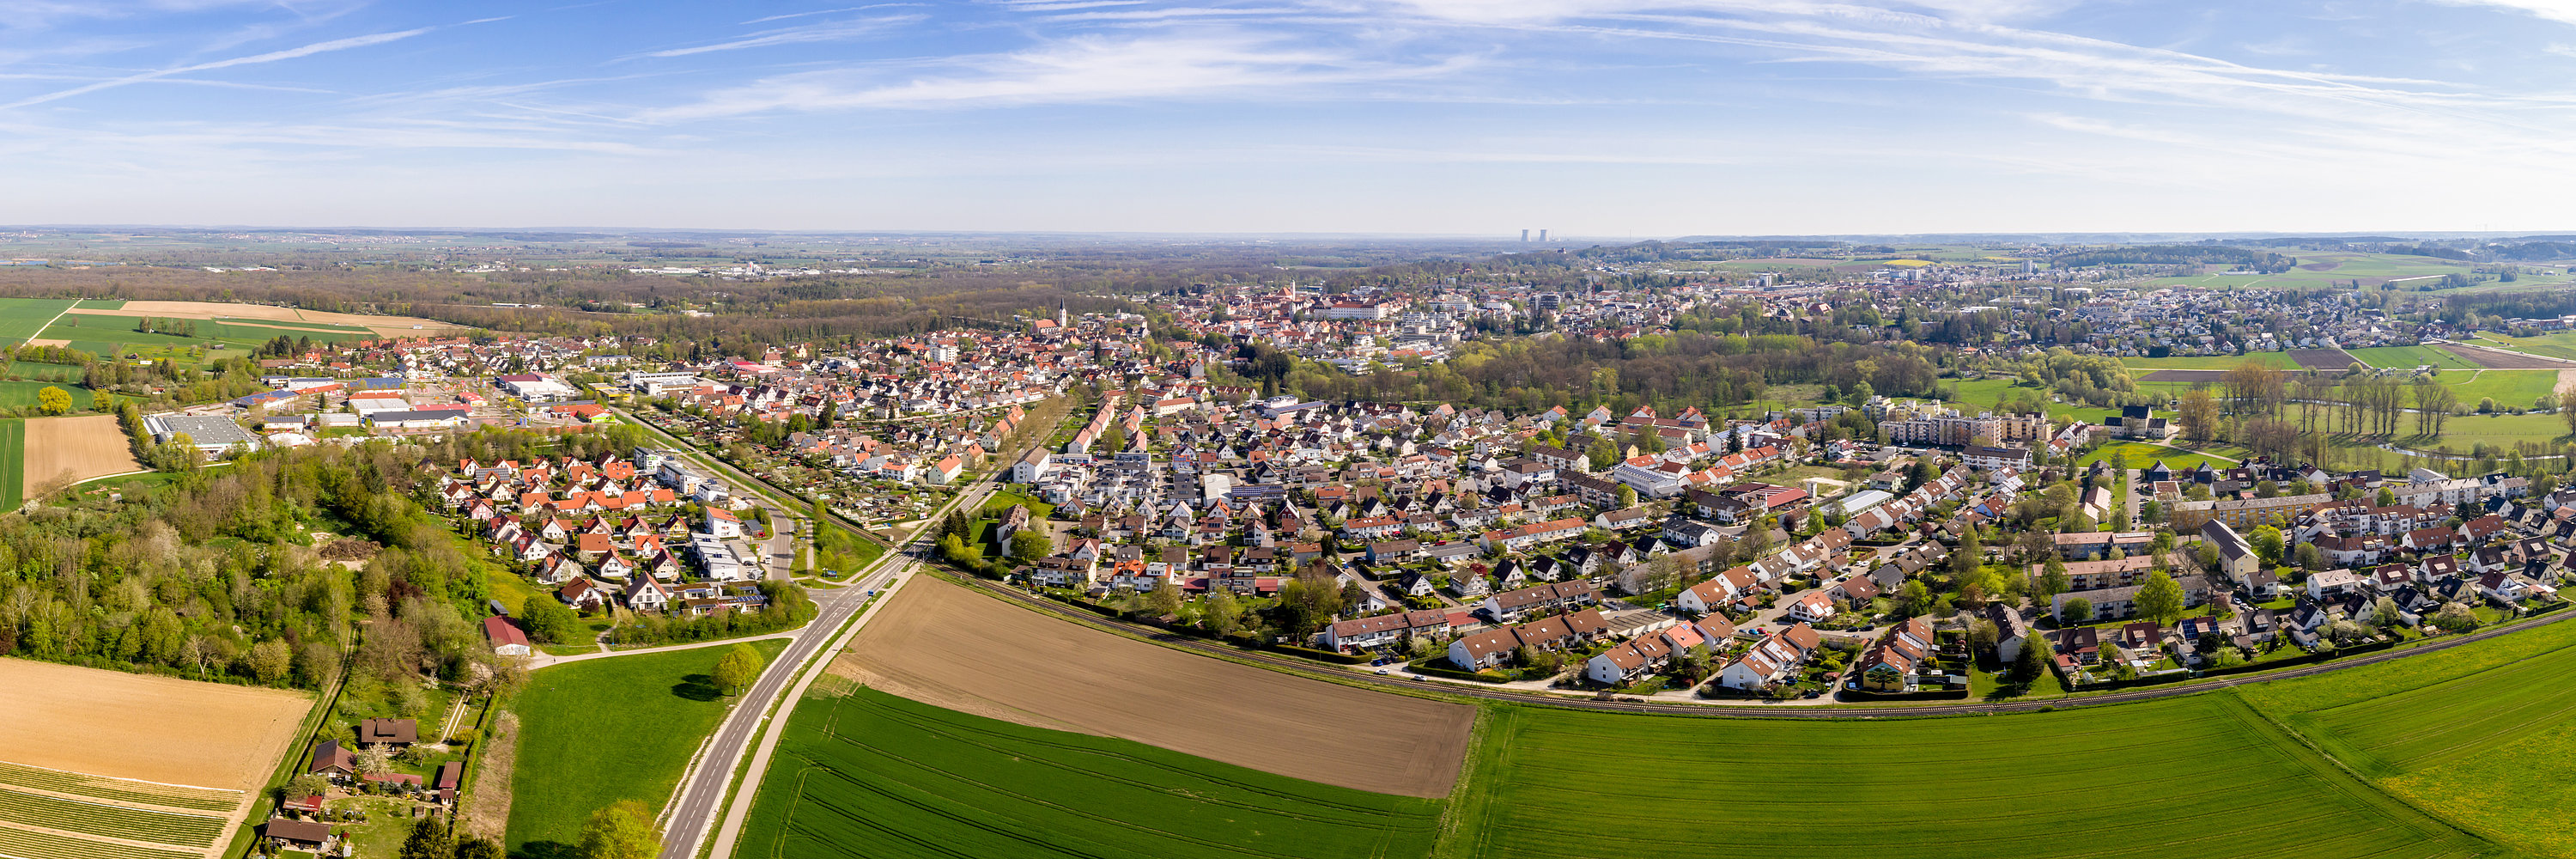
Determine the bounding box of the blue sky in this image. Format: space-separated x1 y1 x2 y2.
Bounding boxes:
0 0 2571 235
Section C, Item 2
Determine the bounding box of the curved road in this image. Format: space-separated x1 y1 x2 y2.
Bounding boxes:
954 572 2576 718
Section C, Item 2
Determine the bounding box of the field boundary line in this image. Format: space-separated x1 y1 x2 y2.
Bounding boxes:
0 814 213 858
0 763 234 800
2215 691 2507 854
21 302 74 347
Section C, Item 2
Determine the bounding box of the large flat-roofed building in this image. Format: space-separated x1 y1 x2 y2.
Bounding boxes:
144 414 258 453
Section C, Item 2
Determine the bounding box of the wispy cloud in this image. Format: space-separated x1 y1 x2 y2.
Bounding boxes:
742 4 923 25
640 31 1475 119
2429 0 2576 26
0 27 428 110
641 15 924 58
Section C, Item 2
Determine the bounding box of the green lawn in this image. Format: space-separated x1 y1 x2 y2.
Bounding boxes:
2078 441 2233 471
0 298 74 345
1434 697 2497 859
505 637 792 855
2347 345 2480 370
1942 377 2130 425
982 489 1055 521
2237 615 2576 857
735 688 1446 859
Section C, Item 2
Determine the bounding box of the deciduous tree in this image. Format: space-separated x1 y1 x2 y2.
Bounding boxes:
2134 570 2186 628
711 643 764 696
576 801 659 859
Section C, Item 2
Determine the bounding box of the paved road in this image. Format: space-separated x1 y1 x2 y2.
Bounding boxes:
644 405 1041 859
653 576 881 859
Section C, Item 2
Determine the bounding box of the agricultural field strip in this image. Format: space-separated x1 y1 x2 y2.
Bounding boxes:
841 699 1426 826
1443 697 2485 859
2293 643 2576 774
743 690 1440 859
0 823 201 859
0 764 236 813
0 786 227 848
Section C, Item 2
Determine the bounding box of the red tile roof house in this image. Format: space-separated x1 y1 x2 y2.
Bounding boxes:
484 616 532 657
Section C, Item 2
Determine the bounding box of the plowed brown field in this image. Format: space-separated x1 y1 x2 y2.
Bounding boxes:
0 658 309 793
833 576 1474 797
24 415 142 497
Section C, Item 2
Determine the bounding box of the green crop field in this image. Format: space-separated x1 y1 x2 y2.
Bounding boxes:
1436 697 2498 859
2474 332 2576 362
2239 617 2576 857
0 762 234 813
736 688 1446 859
0 299 75 345
2348 345 2481 370
0 418 25 509
0 786 227 848
505 637 792 855
40 313 374 349
2134 252 2508 290
71 300 123 311
1 362 88 383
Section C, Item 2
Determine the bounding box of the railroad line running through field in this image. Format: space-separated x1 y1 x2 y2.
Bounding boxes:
951 575 2576 719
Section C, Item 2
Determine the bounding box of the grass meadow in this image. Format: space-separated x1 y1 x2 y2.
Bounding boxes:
0 299 74 345
748 622 2576 859
735 687 1447 859
1434 698 2499 859
2238 617 2576 857
2348 345 2481 370
506 637 791 856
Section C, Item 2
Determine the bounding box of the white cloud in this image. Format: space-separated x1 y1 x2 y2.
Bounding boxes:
640 31 1473 119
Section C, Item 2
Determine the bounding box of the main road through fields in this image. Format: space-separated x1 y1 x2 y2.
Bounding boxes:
632 403 1023 859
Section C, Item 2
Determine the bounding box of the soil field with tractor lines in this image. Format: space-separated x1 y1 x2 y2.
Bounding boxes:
0 660 309 859
833 576 1475 798
24 414 143 498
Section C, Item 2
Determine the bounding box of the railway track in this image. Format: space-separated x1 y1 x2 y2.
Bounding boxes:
954 573 2576 718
